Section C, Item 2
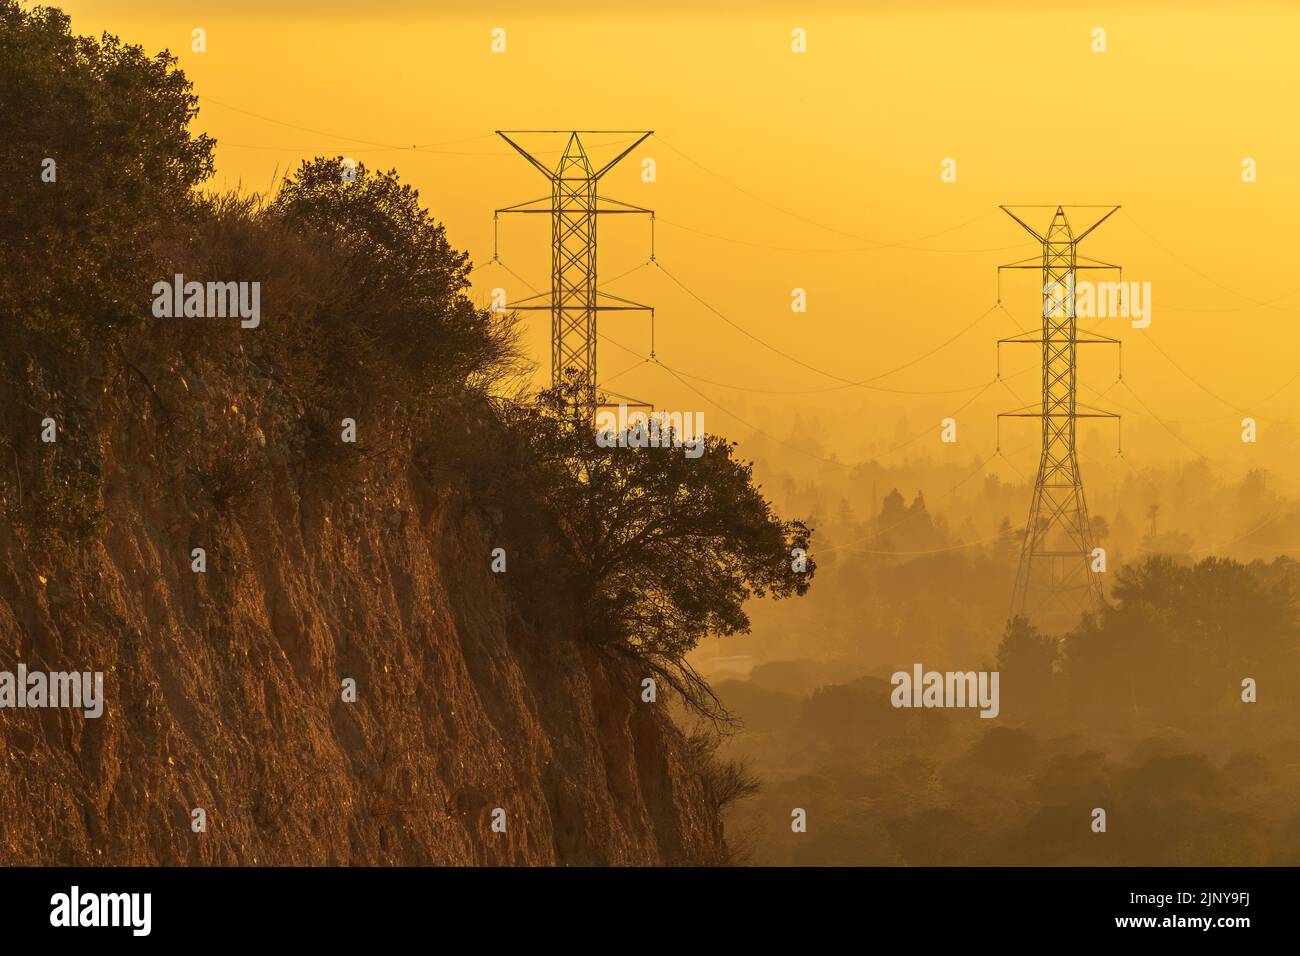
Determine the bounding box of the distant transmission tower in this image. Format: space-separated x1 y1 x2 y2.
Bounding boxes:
495 130 654 416
997 205 1122 624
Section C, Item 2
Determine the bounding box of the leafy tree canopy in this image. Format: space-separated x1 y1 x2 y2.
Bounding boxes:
0 1 214 356
502 378 814 715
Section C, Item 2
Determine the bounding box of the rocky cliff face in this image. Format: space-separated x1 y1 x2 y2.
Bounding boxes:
0 351 727 865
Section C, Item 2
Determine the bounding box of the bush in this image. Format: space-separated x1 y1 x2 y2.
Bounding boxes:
265 159 517 421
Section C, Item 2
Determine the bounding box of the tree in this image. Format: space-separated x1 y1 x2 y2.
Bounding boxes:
267 158 513 417
0 2 213 548
0 1 214 358
1060 555 1300 724
504 378 814 717
1091 514 1110 543
996 616 1059 721
993 516 1019 562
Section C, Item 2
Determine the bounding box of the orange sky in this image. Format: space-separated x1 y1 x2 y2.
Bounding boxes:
54 1 1300 491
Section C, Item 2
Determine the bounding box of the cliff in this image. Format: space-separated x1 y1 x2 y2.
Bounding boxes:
0 349 728 865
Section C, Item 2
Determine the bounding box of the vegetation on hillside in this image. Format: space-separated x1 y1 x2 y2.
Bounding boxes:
0 1 813 720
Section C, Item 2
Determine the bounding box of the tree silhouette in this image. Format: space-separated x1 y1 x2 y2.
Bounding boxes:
0 1 214 358
504 377 814 718
996 616 1059 721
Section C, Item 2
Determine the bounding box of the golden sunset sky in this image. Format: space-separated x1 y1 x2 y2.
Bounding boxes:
53 1 1300 493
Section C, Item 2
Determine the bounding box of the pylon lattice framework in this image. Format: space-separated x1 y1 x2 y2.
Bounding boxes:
998 205 1122 624
496 130 654 416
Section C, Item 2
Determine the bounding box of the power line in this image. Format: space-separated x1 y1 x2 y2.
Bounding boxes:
655 215 1032 256
598 357 650 389
199 94 493 152
661 362 1033 397
1001 301 1300 425
197 92 1300 313
1122 210 1300 314
653 134 1002 249
200 95 642 158
215 137 644 158
489 252 1033 400
1136 333 1300 421
556 318 1016 475
1116 380 1209 460
652 259 1003 391
652 361 855 470
653 357 1003 469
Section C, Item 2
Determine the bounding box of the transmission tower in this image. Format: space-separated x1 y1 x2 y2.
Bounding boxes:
997 205 1122 625
495 130 654 416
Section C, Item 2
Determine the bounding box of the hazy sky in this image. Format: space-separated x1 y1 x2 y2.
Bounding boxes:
52 0 1300 490
49 0 1176 15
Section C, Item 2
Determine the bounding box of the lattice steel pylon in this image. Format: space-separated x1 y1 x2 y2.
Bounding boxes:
495 130 654 417
997 205 1122 626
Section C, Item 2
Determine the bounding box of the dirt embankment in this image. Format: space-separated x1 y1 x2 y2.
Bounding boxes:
0 353 726 865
